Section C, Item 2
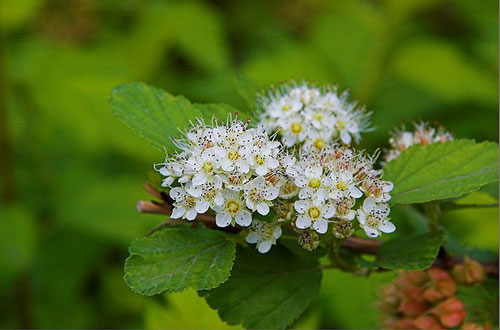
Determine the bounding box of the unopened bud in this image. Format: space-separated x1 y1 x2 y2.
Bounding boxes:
452 256 485 285
297 229 320 251
332 219 355 239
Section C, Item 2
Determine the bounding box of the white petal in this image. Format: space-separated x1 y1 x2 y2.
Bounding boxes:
273 226 282 239
349 185 363 198
186 185 202 198
363 226 380 238
294 200 308 213
313 218 328 234
255 165 268 176
295 215 311 229
246 199 256 211
363 197 376 212
357 210 366 224
322 204 335 218
329 190 341 200
192 172 207 186
257 241 272 253
340 130 352 144
161 177 174 187
236 159 249 173
267 158 279 169
214 193 224 206
257 203 270 216
159 167 170 176
379 221 396 233
383 181 394 192
216 212 232 227
195 200 210 213
264 187 279 200
245 233 260 244
169 187 184 200
171 206 185 219
186 208 197 221
345 210 356 220
235 210 252 227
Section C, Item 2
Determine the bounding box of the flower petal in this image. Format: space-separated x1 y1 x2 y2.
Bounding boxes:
245 233 260 244
257 241 272 253
235 210 252 227
294 200 308 213
195 200 210 213
295 215 311 229
379 221 396 233
313 218 328 234
257 203 270 216
216 212 232 227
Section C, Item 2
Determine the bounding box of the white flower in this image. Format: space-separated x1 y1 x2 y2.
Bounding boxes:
214 189 252 227
257 81 371 148
243 176 279 215
245 220 282 253
294 198 335 234
185 179 225 213
328 170 363 200
169 186 198 220
186 148 220 186
361 177 393 203
357 198 395 238
384 122 453 163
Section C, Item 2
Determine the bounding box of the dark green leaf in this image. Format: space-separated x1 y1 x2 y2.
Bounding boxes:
201 246 322 329
376 231 444 270
384 140 499 204
124 226 236 296
457 279 499 326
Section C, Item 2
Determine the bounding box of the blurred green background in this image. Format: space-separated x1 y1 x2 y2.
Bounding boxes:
0 0 498 328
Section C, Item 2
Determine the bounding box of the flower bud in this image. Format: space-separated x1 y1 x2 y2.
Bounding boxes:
452 256 485 285
297 229 320 251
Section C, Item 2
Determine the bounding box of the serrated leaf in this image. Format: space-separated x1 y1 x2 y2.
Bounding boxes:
124 226 236 296
109 82 242 151
201 246 322 329
376 231 444 270
384 140 499 204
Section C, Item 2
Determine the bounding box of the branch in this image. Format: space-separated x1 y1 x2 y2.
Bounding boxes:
137 183 498 276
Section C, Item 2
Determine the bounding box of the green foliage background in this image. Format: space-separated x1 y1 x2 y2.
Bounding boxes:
0 0 498 328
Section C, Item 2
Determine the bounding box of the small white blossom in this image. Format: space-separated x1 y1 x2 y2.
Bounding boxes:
357 197 395 238
294 198 335 234
245 220 282 253
214 189 252 227
243 176 279 216
384 121 453 163
169 186 198 220
257 81 371 148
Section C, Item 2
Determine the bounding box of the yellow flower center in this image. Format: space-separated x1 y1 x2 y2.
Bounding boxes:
202 161 213 173
291 123 302 134
255 155 265 165
308 178 321 189
314 113 323 121
313 138 325 149
337 120 346 130
336 181 347 190
227 150 240 161
225 200 241 215
282 105 291 112
307 206 321 220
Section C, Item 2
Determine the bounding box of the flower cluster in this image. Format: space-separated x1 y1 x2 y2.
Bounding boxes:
285 144 395 238
377 264 489 330
245 220 282 253
257 82 371 148
384 121 453 163
156 116 284 230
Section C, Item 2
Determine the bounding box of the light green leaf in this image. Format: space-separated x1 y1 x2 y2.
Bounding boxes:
110 82 242 151
201 246 322 329
456 279 499 326
124 226 236 296
376 231 444 270
384 139 499 204
233 73 259 108
109 82 202 151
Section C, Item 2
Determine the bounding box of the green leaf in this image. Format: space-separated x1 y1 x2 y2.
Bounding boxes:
109 82 243 151
384 139 499 204
124 226 236 296
376 231 444 270
201 246 322 329
456 279 499 326
233 73 259 108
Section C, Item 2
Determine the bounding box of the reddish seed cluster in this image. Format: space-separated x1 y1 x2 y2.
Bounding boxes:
377 261 489 330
